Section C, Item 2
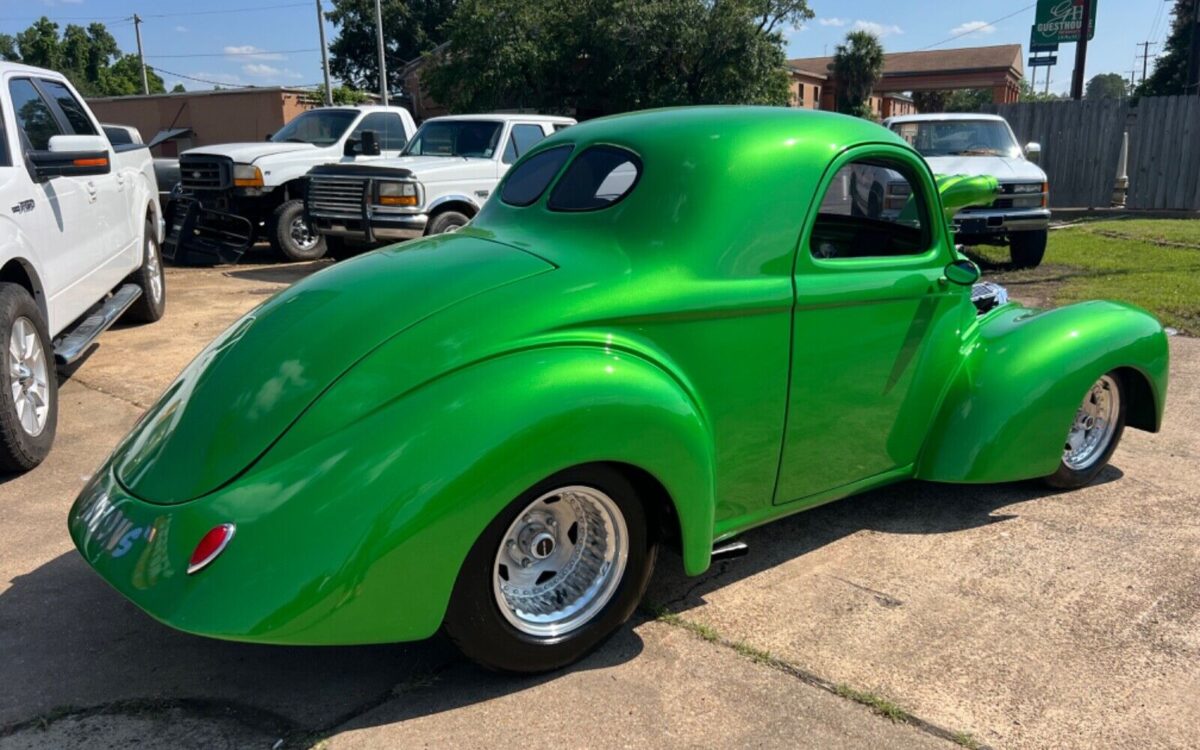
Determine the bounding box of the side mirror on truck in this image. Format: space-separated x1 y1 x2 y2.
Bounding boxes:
345 130 381 157
27 135 112 180
1025 142 1041 164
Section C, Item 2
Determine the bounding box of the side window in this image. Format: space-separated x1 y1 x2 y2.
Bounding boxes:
502 123 548 165
500 145 573 207
547 145 641 212
38 80 97 136
8 78 64 151
810 158 932 260
350 113 408 151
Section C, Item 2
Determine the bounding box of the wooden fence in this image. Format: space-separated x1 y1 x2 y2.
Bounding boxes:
982 95 1200 211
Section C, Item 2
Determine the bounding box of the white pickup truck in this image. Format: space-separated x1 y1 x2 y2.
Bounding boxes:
166 105 417 264
304 114 575 252
0 62 165 471
883 113 1051 268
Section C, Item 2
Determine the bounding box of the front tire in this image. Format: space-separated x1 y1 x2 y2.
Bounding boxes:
0 284 57 472
1044 372 1126 489
123 218 166 324
426 210 470 236
1010 229 1048 269
443 465 657 673
269 200 326 262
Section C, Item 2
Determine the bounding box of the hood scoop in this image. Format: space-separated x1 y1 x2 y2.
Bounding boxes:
115 236 553 504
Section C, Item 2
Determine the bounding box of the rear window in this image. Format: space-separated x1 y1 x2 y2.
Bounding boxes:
547 146 641 212
500 145 573 207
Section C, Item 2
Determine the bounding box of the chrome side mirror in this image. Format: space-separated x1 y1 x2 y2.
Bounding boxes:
1025 142 1041 164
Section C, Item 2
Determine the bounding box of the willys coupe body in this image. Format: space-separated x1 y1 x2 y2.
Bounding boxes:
70 108 1169 672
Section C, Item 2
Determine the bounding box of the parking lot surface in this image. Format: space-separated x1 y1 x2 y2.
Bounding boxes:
1 256 1196 748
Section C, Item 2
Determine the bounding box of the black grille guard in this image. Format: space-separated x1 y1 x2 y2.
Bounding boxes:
162 197 255 266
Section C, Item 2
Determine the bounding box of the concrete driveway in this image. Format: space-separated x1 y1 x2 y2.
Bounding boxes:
1 256 1196 749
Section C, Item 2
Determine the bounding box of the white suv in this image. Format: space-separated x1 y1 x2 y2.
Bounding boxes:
305 114 575 251
884 113 1050 268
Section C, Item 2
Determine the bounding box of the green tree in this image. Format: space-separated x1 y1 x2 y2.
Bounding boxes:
171 83 187 93
326 0 456 94
1086 72 1128 99
831 29 884 118
4 18 165 96
307 83 373 105
421 0 811 118
1138 0 1197 95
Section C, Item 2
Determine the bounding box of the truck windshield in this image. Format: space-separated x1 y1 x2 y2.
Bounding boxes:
402 120 503 158
270 110 359 146
891 120 1021 158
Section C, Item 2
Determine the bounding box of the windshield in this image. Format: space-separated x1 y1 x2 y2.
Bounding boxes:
270 109 358 146
402 120 503 158
891 120 1021 158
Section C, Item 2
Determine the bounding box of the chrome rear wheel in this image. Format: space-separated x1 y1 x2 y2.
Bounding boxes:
1063 374 1120 471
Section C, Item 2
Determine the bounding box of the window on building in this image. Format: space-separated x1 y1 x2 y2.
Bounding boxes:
810 158 932 260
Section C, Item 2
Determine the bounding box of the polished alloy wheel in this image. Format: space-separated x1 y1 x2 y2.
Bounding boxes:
1063 374 1120 471
8 316 50 437
146 236 163 303
289 216 319 251
493 485 628 638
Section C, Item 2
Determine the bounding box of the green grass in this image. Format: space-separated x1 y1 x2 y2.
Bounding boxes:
970 219 1200 335
833 684 912 723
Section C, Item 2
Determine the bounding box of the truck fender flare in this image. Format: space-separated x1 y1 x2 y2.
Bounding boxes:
427 194 481 216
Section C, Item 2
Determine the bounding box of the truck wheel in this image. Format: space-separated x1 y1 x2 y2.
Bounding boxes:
1009 229 1048 269
426 210 470 236
1045 372 1126 489
123 218 166 324
443 465 657 673
269 200 327 262
0 284 57 473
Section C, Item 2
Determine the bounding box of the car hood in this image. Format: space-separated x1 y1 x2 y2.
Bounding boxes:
924 154 1046 183
182 142 318 163
114 236 554 504
321 155 497 182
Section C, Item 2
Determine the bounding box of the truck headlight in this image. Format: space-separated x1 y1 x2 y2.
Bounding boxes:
376 181 419 207
233 164 263 188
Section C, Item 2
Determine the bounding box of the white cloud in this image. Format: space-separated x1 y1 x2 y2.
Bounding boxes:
818 17 848 27
950 20 997 37
242 63 302 80
851 20 904 38
174 25 188 32
223 45 284 61
189 71 246 86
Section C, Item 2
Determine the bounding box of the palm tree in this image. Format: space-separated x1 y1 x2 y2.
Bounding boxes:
832 30 885 118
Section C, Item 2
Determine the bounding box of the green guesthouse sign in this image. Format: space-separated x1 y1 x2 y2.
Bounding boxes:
1032 0 1097 45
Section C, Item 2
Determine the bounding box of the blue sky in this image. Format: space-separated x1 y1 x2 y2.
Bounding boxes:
0 0 1177 95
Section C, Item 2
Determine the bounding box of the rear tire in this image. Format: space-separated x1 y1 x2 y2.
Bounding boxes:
0 284 57 472
1044 372 1126 489
1009 229 1048 269
123 218 166 324
443 465 657 673
269 200 326 262
426 210 470 236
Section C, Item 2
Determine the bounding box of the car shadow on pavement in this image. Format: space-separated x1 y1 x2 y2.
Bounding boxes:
647 468 1123 615
222 259 334 286
0 468 1118 741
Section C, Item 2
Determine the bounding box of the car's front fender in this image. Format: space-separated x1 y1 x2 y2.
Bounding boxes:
916 301 1168 484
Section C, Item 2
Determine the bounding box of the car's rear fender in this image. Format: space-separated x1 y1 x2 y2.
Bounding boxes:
916 301 1168 484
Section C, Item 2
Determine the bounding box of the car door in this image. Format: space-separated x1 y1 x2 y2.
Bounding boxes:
5 77 107 332
500 123 549 178
35 77 131 285
775 145 966 505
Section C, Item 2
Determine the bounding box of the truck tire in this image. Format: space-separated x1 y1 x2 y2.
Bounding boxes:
0 283 57 472
426 210 470 236
1010 229 1048 269
123 218 166 324
269 200 327 262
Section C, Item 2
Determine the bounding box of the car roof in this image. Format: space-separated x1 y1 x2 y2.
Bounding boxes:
0 61 69 80
886 113 1007 124
424 113 577 124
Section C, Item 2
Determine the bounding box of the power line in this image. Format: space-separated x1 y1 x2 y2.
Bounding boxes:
145 48 318 59
0 2 310 25
150 67 257 88
916 3 1038 51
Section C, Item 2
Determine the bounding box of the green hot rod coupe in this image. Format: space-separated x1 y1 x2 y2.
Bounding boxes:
70 108 1169 672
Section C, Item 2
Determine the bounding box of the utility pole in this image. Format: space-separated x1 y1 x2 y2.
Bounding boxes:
315 0 332 105
1070 0 1092 99
373 0 388 106
133 13 149 95
1136 41 1157 86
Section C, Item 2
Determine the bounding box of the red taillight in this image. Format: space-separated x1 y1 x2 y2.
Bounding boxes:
187 523 236 575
